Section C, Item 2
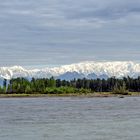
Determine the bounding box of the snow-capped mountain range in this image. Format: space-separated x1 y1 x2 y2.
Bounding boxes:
0 61 140 81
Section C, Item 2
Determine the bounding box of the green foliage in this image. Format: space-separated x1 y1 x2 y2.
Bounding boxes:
0 86 6 94
44 87 76 94
113 82 129 95
25 85 32 94
2 76 140 95
79 88 91 94
48 77 56 87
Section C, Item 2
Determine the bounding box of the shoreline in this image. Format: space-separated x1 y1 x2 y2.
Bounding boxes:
0 92 140 98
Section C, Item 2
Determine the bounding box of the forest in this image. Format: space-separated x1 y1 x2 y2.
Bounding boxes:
0 76 140 95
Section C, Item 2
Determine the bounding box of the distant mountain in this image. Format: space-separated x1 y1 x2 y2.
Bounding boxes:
0 61 140 81
98 74 109 80
87 73 98 79
87 73 108 80
57 72 85 80
0 77 4 87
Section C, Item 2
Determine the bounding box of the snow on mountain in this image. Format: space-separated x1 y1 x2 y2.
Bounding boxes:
0 61 140 81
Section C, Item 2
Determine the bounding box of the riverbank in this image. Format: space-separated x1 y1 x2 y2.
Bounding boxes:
0 92 140 98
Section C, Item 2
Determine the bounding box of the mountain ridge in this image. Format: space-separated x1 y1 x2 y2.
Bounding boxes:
0 61 140 80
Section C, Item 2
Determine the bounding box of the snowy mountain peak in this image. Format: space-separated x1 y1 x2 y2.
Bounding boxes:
0 61 140 80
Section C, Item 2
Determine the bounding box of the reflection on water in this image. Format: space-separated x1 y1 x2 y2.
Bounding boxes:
0 97 140 140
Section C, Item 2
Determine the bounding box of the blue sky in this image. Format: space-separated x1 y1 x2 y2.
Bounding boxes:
0 0 140 67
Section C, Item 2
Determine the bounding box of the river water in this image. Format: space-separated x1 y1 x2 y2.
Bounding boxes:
0 97 140 140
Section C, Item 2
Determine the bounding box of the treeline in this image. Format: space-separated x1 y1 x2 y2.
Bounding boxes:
0 76 140 94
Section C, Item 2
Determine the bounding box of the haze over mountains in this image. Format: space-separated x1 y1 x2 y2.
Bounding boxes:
0 61 140 81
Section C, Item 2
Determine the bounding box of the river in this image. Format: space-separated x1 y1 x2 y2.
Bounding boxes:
0 97 140 140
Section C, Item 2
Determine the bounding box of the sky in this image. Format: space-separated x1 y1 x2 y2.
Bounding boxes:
0 0 140 67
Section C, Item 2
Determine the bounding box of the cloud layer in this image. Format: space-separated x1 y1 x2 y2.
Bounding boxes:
0 0 140 67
